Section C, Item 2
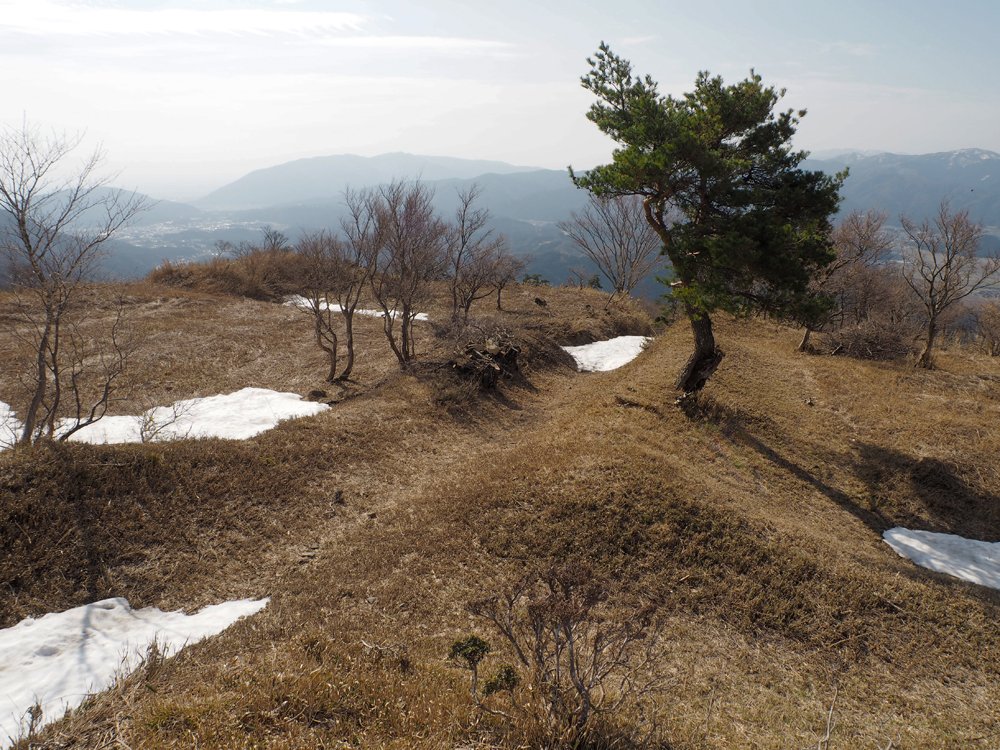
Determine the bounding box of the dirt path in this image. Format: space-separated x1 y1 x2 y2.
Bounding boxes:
261 364 590 601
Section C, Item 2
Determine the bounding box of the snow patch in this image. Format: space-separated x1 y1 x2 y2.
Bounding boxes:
883 527 1000 590
285 295 428 322
0 388 328 450
562 336 652 372
0 597 269 747
0 402 19 449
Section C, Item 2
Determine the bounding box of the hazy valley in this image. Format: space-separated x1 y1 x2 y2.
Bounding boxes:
106 148 1000 294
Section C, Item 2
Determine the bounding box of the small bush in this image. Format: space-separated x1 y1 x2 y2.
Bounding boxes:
466 562 667 748
147 251 312 301
822 320 916 361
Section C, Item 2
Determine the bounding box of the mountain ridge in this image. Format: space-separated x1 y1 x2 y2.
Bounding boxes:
192 152 545 211
803 148 1000 227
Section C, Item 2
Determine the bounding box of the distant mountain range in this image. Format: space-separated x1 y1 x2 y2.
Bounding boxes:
803 148 1000 229
96 148 1000 290
192 153 543 211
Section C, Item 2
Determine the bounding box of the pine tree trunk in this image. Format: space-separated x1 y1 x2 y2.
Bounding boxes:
798 326 812 352
675 305 724 393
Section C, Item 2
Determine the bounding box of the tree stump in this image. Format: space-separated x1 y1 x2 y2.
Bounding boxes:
450 343 521 389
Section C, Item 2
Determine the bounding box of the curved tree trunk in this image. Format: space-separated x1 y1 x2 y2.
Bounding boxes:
400 305 414 363
315 321 338 382
798 326 813 352
338 313 355 381
676 305 723 393
382 314 406 369
918 317 938 369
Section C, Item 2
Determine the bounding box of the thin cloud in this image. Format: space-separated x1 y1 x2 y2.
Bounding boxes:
820 41 878 57
317 35 513 53
0 0 367 37
619 35 657 45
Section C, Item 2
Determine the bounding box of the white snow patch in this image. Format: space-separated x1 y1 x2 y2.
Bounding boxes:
883 527 1000 590
562 336 652 372
285 295 428 322
68 387 329 444
0 389 328 450
0 402 19 449
0 597 268 747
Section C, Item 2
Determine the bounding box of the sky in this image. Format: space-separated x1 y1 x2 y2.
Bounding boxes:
2 0 999 201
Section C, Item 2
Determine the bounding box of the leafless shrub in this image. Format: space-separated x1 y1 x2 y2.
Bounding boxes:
4 288 143 443
815 256 924 362
492 251 530 311
137 399 193 443
294 231 353 381
467 562 668 748
824 319 915 361
335 187 385 379
214 229 298 301
972 299 1000 356
799 209 894 351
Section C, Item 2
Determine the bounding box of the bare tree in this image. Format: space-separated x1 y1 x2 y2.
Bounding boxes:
558 194 662 306
492 251 530 311
295 230 350 381
566 265 591 289
798 208 894 350
259 225 289 252
900 200 1000 367
368 180 447 368
0 122 148 444
972 299 1000 357
335 187 384 379
447 184 510 322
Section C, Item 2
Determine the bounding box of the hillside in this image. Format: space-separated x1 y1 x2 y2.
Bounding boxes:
2 282 1000 748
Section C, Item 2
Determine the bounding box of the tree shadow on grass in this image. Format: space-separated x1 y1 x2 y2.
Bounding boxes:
681 395 892 535
850 443 1000 542
683 395 1000 541
728 423 893 536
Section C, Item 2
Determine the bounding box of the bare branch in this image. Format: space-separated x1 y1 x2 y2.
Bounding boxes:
558 194 663 305
0 122 149 444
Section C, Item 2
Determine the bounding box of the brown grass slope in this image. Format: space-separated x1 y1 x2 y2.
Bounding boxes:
3 283 1000 748
1 282 647 625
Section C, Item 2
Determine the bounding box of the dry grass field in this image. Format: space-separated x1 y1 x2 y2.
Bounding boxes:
2 271 1000 748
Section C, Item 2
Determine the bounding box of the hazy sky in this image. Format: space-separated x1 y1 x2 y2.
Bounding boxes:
3 0 998 200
